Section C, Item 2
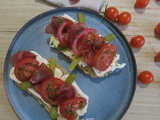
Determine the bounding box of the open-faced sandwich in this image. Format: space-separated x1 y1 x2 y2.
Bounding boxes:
9 50 89 120
45 13 126 78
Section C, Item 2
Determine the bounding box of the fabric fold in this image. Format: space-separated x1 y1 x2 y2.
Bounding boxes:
46 0 106 12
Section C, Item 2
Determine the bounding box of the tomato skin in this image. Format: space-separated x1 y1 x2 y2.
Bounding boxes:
105 7 119 21
138 71 154 84
155 23 160 35
60 97 87 120
130 35 145 48
135 0 150 8
93 43 117 71
40 78 66 105
155 52 160 62
40 78 75 105
14 58 39 81
117 12 131 25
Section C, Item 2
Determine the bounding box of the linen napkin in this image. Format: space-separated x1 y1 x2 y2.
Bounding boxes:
46 0 106 12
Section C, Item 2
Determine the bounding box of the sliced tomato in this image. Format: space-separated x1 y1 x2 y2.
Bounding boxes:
72 28 99 56
93 43 117 71
83 49 97 67
92 36 105 51
57 19 74 46
14 58 39 81
60 97 87 120
10 50 36 67
40 78 75 105
68 23 88 46
30 63 54 84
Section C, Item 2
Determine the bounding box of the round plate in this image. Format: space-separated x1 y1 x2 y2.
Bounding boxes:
4 7 136 120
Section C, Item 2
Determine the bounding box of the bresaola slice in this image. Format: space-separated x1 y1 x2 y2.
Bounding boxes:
10 50 36 67
30 63 54 84
57 19 74 46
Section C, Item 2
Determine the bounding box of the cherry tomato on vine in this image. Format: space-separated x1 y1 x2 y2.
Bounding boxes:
105 7 119 21
117 12 131 25
155 51 160 62
155 23 160 35
135 0 150 8
130 35 145 48
138 71 154 84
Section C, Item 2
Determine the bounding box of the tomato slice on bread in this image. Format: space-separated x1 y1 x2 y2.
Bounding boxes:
60 97 87 120
93 43 117 71
40 78 75 105
72 28 99 56
14 58 39 81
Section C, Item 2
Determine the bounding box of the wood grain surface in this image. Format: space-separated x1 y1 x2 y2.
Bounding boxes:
0 0 160 120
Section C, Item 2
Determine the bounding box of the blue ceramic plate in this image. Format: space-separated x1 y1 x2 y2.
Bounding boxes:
4 8 136 120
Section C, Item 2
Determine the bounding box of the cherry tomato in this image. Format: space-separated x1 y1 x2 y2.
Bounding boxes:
117 12 131 25
130 35 145 48
135 0 150 8
138 71 154 84
93 43 117 71
14 58 39 81
60 97 87 120
155 23 160 35
155 51 160 62
105 7 119 21
40 78 75 105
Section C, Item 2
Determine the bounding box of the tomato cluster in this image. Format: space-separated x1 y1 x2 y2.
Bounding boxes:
46 16 117 71
10 50 87 120
104 0 160 85
105 7 131 26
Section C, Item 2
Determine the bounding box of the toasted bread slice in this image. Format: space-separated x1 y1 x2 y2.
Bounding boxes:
49 36 126 78
9 51 89 119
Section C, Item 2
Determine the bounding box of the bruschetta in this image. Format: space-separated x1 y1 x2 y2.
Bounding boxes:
9 50 89 120
45 14 126 78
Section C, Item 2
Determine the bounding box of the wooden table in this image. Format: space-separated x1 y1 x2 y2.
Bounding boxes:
0 0 160 120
